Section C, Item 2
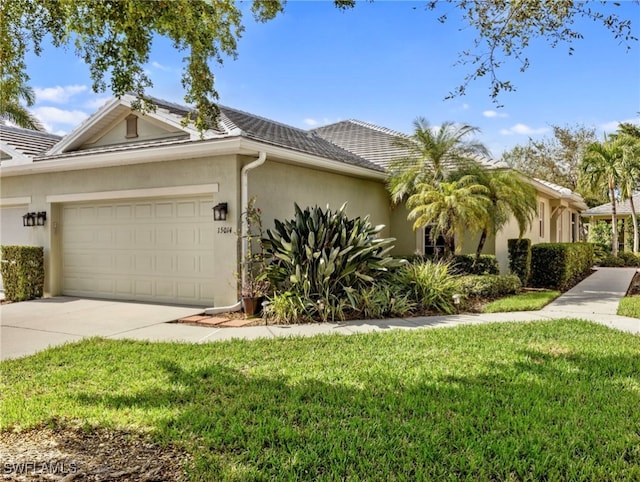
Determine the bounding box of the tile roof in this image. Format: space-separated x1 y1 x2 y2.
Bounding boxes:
0 124 62 158
311 120 409 169
217 106 382 171
533 178 574 196
583 192 640 216
312 119 508 171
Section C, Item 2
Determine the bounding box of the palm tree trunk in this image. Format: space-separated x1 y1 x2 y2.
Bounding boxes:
475 229 488 263
629 195 639 253
444 235 455 259
610 183 618 256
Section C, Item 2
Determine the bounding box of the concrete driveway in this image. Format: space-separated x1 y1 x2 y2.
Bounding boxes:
0 297 205 361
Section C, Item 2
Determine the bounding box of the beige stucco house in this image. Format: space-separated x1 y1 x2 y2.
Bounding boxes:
0 95 586 307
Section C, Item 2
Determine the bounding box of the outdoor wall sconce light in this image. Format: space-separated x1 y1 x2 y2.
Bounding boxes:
22 211 47 227
23 212 35 227
213 203 228 221
36 211 47 226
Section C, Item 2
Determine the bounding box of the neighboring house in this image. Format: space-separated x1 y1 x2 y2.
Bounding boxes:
0 96 586 306
581 193 640 250
313 120 587 272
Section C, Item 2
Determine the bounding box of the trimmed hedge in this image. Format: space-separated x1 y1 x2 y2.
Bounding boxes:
508 238 531 286
599 252 640 267
529 243 594 290
0 245 45 302
450 254 500 275
456 274 521 299
598 255 626 267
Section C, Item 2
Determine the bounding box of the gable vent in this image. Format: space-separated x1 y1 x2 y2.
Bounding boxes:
125 114 138 139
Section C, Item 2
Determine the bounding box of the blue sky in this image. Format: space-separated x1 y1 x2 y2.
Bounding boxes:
23 1 640 157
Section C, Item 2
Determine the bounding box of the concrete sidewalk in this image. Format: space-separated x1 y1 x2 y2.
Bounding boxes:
1 267 639 361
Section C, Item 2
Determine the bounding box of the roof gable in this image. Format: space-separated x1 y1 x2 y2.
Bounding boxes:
48 95 212 156
42 95 382 172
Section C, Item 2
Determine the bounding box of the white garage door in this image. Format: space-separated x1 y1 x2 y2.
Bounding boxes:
62 197 216 306
0 206 32 290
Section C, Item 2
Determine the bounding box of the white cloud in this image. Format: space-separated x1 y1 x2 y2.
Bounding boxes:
500 123 549 136
303 118 318 126
32 106 89 126
483 109 509 119
462 103 470 110
151 61 173 72
598 118 640 133
34 85 88 104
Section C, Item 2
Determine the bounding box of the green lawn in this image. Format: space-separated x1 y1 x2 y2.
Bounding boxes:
618 295 640 318
482 290 561 313
2 320 640 481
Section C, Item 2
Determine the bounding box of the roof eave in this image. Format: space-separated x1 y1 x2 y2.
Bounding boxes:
0 136 387 181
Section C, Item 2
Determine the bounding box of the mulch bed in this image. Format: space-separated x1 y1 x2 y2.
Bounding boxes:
0 424 190 481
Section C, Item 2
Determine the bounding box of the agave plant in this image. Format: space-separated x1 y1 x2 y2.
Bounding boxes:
263 203 403 321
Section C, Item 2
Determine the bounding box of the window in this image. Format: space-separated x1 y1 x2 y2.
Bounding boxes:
125 114 138 138
539 202 545 238
424 226 446 257
571 213 577 242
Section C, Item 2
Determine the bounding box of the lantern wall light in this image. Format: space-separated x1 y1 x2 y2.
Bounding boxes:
23 211 47 227
213 203 228 221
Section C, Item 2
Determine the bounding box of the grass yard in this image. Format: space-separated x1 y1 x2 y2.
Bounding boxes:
2 319 639 481
617 295 640 318
483 290 561 313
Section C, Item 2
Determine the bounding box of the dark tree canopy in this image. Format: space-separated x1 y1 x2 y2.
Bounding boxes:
501 124 597 192
0 0 285 131
1 0 637 130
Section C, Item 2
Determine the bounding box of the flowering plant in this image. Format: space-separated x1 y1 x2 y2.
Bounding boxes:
240 197 270 298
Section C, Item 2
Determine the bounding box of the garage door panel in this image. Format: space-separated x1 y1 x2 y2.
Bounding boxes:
62 197 215 306
177 201 197 218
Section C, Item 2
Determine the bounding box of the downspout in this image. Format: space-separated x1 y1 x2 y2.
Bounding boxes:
205 151 267 315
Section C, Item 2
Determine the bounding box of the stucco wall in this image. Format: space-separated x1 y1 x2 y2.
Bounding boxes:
0 155 240 306
246 157 395 241
389 204 418 256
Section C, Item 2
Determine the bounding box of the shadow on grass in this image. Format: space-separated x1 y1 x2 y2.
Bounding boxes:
73 343 640 481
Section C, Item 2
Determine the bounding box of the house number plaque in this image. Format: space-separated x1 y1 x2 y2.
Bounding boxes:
217 226 233 234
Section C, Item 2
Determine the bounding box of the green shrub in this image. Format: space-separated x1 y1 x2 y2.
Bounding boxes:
598 255 625 267
508 238 531 286
348 283 417 319
450 254 499 275
616 251 640 267
590 242 611 263
588 220 613 247
529 243 594 290
456 274 521 299
263 203 403 322
265 291 313 324
0 245 45 302
391 261 460 314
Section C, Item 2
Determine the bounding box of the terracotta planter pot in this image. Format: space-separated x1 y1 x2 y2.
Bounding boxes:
242 296 263 316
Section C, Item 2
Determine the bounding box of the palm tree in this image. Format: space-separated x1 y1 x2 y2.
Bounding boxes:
0 79 44 131
452 165 538 261
387 118 490 204
406 175 490 257
580 135 626 256
617 136 640 252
